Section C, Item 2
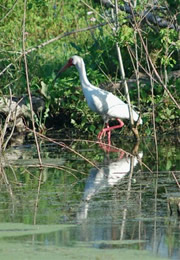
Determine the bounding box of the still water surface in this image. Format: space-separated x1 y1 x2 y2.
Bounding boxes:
0 133 179 260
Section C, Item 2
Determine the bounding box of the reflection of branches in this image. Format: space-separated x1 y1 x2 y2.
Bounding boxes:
33 170 43 225
153 169 158 253
26 126 99 169
171 171 180 189
0 162 15 217
68 138 152 172
30 132 152 173
9 164 18 183
22 167 42 181
120 156 134 240
21 164 87 179
98 140 151 172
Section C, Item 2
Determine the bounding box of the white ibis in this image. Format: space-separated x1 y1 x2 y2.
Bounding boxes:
55 55 142 143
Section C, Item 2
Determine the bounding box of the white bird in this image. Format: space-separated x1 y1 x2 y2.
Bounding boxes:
55 55 142 143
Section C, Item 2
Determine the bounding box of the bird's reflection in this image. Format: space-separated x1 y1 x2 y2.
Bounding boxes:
77 143 143 222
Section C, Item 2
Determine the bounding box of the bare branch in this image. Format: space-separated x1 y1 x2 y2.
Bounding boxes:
97 0 179 31
130 7 180 109
0 0 18 22
0 22 108 77
22 0 42 165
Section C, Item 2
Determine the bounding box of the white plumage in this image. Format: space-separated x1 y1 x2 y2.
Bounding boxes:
56 55 142 142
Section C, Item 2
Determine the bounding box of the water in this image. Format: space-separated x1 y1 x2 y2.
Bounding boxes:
0 133 179 260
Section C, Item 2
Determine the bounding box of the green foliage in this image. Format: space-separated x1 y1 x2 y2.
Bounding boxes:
118 25 134 46
166 0 179 11
0 0 179 136
52 75 101 135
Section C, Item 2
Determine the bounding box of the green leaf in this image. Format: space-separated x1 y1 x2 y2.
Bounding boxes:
89 125 96 132
166 160 172 170
40 81 49 99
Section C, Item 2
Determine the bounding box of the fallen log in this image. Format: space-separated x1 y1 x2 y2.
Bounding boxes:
0 95 45 132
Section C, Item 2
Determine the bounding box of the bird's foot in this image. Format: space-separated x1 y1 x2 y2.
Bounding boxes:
97 129 106 140
97 128 111 145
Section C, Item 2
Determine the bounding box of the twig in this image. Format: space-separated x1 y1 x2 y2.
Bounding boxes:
127 46 160 85
0 164 14 200
22 0 42 165
25 126 99 169
2 89 17 150
26 22 109 55
80 0 114 30
114 0 135 132
171 171 180 189
130 6 180 109
134 34 140 110
127 44 141 109
0 89 14 148
0 0 18 22
146 41 159 162
100 0 179 31
41 137 153 173
33 170 43 225
0 93 24 150
0 62 14 77
0 22 108 77
120 155 134 240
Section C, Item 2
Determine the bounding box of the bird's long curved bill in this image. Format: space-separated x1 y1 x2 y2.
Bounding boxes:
54 62 71 82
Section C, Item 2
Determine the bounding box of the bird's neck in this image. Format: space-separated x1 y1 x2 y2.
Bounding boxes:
76 61 91 88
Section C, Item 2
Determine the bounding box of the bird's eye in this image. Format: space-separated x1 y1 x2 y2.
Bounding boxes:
68 58 73 66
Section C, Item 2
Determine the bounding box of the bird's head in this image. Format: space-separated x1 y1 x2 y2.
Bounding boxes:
54 55 83 81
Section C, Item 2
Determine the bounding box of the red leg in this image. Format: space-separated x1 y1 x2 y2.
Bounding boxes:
108 118 124 130
97 119 124 141
97 123 110 140
107 124 111 145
